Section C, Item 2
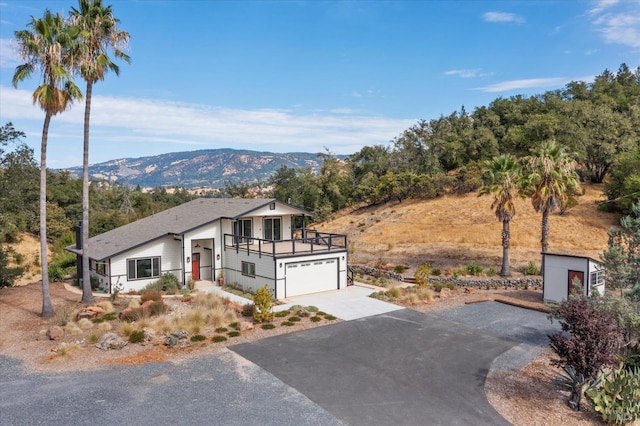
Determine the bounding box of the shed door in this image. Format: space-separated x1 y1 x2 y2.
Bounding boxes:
192 253 200 280
568 270 584 297
285 258 338 297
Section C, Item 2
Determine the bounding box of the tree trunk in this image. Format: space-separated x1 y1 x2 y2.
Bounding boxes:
500 219 511 276
81 81 94 304
40 113 54 318
540 207 550 276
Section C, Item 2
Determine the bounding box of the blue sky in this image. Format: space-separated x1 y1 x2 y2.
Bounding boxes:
1 0 639 169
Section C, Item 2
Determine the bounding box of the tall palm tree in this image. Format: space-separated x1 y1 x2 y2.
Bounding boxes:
13 10 82 317
70 0 130 303
527 141 580 270
479 154 524 276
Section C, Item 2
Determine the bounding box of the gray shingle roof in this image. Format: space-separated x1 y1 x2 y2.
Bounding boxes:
67 198 307 261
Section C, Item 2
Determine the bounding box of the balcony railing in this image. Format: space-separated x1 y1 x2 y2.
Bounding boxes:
224 229 347 258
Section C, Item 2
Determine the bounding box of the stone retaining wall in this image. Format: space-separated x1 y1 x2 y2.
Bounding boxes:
349 264 542 290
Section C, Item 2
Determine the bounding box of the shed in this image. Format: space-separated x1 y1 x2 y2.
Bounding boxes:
542 253 605 303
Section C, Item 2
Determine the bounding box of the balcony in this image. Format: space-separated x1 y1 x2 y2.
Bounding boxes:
224 229 347 258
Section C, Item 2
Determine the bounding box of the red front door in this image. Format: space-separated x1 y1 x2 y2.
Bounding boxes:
192 253 200 280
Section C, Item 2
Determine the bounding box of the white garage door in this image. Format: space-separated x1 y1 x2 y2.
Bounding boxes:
285 258 338 297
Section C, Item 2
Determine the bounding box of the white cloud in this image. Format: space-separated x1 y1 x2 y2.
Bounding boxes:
476 77 573 92
482 11 525 24
588 1 640 48
444 69 480 78
0 38 19 69
0 86 416 167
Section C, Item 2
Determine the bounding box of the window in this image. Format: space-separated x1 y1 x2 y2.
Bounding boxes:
242 261 255 277
590 269 605 287
236 219 252 243
96 262 107 276
264 217 282 240
127 257 160 280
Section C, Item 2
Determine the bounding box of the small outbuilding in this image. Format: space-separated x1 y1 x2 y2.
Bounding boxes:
542 253 605 303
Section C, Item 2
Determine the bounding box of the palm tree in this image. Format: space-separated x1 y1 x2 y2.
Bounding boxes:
70 0 130 304
13 11 82 317
527 141 580 271
479 154 524 276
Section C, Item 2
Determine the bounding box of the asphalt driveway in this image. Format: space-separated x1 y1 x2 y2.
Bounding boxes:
232 308 516 426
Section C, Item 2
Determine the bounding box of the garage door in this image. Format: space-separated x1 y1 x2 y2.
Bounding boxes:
285 258 338 297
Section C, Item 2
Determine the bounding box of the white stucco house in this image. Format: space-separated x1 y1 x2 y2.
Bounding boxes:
66 198 349 299
542 253 605 303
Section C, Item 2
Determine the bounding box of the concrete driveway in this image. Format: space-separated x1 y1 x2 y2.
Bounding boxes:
232 308 516 426
275 285 404 320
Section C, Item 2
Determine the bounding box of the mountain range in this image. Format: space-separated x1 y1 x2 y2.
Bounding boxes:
64 148 339 189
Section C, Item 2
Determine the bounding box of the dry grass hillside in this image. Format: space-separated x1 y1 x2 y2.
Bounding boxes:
316 183 621 275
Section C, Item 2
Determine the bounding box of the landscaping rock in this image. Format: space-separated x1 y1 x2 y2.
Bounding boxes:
142 327 155 342
439 288 452 298
96 333 128 350
295 308 311 317
46 326 64 341
76 306 105 321
238 321 254 332
464 287 476 294
164 329 189 347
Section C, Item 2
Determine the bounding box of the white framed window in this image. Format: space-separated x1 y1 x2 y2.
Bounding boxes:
590 269 604 287
127 257 160 280
264 217 282 241
242 261 255 277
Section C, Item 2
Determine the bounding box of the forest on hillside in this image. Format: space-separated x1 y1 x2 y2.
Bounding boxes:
1 64 639 285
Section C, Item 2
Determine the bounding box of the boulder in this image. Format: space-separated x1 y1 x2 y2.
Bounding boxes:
238 321 254 332
46 326 64 341
76 307 104 321
440 288 452 298
96 333 128 350
164 329 189 347
464 287 476 294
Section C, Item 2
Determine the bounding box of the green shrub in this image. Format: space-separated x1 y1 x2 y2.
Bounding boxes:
212 335 227 343
316 311 327 316
432 281 455 292
48 263 64 282
394 265 409 274
431 268 441 276
140 273 180 294
306 305 319 312
228 322 238 329
386 286 402 298
227 331 240 337
129 330 145 343
242 303 256 317
190 334 206 342
310 316 321 322
281 321 294 327
586 365 640 425
524 261 540 276
414 263 430 287
487 266 497 277
466 262 484 275
261 323 276 330
215 327 228 333
288 316 301 322
274 310 289 318
149 300 166 316
102 312 117 321
324 314 337 321
87 333 100 344
141 290 163 303
253 285 274 323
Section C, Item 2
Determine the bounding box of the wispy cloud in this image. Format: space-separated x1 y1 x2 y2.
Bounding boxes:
0 86 416 167
444 69 480 78
0 38 19 69
476 77 573 93
482 11 525 24
588 0 640 48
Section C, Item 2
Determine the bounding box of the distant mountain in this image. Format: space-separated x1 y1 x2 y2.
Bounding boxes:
63 148 340 189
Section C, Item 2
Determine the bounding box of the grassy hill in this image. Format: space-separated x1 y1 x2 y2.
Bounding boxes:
316 183 620 276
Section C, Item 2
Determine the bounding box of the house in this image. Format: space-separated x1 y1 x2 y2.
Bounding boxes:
66 198 349 299
542 253 605 303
